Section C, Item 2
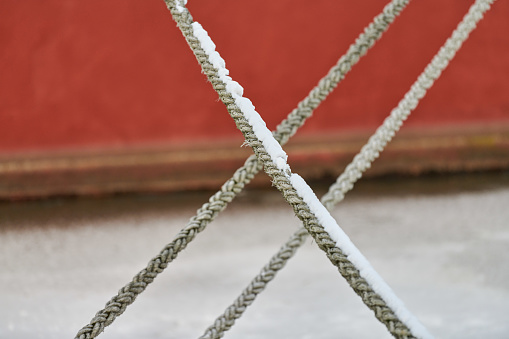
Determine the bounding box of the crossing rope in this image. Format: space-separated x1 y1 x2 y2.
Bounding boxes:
167 1 429 338
74 1 406 338
74 0 496 338
198 1 496 337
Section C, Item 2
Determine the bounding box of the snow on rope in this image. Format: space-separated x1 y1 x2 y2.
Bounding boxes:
190 21 291 173
73 0 409 337
199 1 412 337
167 1 432 337
200 1 497 337
74 0 496 338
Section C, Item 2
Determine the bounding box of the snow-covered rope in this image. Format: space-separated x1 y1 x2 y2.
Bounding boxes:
74 0 494 338
74 1 406 338
199 0 496 337
166 1 431 338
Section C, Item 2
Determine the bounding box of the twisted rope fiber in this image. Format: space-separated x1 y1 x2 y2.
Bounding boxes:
74 156 262 339
198 0 414 337
224 114 415 339
200 0 496 337
200 227 309 339
322 0 496 210
272 0 410 145
199 1 497 338
74 0 494 338
167 2 417 338
74 0 406 337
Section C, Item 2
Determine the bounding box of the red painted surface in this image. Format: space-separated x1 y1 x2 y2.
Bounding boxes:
1 0 508 153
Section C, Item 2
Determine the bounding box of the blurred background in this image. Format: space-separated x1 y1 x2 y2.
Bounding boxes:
0 0 508 198
1 1 509 338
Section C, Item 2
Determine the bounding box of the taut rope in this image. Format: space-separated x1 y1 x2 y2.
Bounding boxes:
74 1 407 337
199 0 496 336
74 0 496 338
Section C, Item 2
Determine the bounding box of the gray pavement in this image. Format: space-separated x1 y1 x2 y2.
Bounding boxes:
1 172 508 338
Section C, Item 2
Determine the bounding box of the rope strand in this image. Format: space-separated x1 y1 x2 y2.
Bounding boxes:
74 0 403 337
74 0 495 338
165 2 426 337
199 1 496 338
321 0 496 210
198 1 414 337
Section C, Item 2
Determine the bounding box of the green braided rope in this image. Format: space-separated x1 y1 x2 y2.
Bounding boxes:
74 1 407 337
166 2 415 338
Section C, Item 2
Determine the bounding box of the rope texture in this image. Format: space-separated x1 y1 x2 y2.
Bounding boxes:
200 228 309 339
199 0 496 337
199 1 496 338
166 3 416 338
321 0 496 210
198 1 413 337
272 0 410 146
74 0 495 338
73 0 402 337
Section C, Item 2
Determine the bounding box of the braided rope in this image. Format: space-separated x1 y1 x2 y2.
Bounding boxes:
200 228 309 339
321 0 496 210
74 1 403 337
272 0 410 145
74 156 261 339
199 0 496 337
74 0 495 338
199 1 496 338
166 2 427 338
198 0 414 337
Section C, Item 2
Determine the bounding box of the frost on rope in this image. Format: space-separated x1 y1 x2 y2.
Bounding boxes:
175 0 187 12
190 17 431 339
191 22 290 173
290 173 433 339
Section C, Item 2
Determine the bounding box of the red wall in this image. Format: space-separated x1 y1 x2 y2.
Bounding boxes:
1 0 508 152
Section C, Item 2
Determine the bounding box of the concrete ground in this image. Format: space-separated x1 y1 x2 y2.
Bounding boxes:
1 172 508 339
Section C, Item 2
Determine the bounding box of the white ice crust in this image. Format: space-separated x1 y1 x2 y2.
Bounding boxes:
289 173 433 339
188 18 431 339
191 22 290 173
